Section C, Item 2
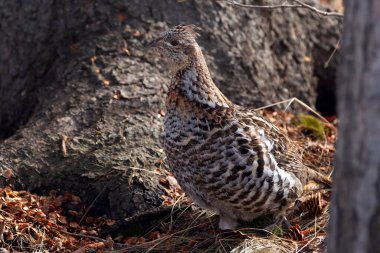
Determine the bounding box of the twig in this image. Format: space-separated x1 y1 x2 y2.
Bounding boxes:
225 0 300 9
58 229 106 242
324 37 341 68
60 134 69 157
99 205 190 238
128 167 162 175
79 187 106 224
296 224 324 253
225 0 343 18
109 221 206 253
255 97 332 125
291 0 343 17
55 229 125 248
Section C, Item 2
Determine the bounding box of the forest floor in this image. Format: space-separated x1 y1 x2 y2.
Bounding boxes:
0 109 337 253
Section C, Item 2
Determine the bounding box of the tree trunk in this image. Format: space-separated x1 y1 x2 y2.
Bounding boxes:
0 0 342 218
329 1 380 253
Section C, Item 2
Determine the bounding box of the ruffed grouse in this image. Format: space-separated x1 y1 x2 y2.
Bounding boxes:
149 24 331 230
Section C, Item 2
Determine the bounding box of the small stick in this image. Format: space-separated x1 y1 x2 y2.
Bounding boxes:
99 205 190 238
55 229 125 248
60 134 69 157
324 37 341 68
225 0 300 10
254 97 331 125
79 187 106 224
225 0 343 18
291 0 343 17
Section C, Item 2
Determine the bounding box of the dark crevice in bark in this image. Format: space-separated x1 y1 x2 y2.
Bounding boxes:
315 77 337 116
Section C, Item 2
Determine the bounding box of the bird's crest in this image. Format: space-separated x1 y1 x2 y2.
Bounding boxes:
169 24 201 39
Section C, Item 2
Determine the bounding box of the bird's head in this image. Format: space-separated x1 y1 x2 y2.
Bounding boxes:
147 24 200 71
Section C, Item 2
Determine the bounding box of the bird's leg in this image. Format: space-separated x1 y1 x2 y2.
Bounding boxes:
280 215 291 229
264 215 290 232
218 214 238 230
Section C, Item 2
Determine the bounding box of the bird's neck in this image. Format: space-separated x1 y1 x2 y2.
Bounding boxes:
167 46 231 110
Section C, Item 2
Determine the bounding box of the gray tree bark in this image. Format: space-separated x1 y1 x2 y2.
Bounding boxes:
329 1 380 253
0 0 342 218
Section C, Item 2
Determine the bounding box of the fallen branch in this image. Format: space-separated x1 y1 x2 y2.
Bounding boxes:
99 205 191 238
225 0 343 18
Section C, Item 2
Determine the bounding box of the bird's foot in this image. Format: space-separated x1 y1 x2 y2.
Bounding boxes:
263 215 290 232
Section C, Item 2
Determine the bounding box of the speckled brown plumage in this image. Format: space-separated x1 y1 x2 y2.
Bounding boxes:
149 24 331 229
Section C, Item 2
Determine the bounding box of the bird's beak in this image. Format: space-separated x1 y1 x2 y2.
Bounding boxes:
146 37 162 48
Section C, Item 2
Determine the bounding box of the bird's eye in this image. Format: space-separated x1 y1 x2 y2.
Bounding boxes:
170 40 179 46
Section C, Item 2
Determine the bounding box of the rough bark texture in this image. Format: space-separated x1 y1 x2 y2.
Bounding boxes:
329 1 380 253
0 0 342 218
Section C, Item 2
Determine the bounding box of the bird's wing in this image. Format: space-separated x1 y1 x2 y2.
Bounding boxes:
234 107 332 187
234 107 306 177
192 106 304 209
